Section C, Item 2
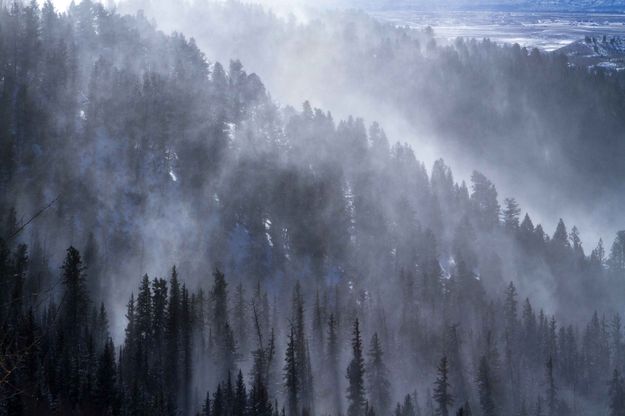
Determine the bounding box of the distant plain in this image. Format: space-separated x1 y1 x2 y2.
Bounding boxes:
371 10 625 50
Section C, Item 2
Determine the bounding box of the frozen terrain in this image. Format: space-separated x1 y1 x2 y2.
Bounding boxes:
370 10 625 51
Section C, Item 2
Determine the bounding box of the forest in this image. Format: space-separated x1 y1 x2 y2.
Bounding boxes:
1 1 625 416
120 0 625 241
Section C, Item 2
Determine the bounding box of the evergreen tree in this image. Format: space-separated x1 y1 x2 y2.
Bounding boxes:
211 268 229 337
476 356 496 416
166 266 181 406
235 369 248 416
503 282 518 333
609 369 625 416
545 358 557 416
291 282 314 413
470 171 500 231
433 356 453 416
551 219 570 251
327 313 342 416
94 337 118 413
366 332 391 415
312 290 325 360
284 325 299 416
400 394 416 416
609 231 625 279
347 319 366 416
251 373 273 416
234 283 248 355
502 198 521 232
60 246 90 334
214 385 225 416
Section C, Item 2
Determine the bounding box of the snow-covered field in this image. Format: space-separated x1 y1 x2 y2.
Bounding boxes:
370 10 625 51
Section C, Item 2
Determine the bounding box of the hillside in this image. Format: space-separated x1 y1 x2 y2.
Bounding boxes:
556 35 625 70
120 0 625 245
1 1 625 416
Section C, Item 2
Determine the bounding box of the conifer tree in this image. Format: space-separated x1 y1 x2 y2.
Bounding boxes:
284 325 299 416
609 369 625 416
291 282 314 412
251 372 273 416
166 266 181 406
347 319 366 416
545 358 557 416
477 356 496 416
94 337 118 413
211 268 229 337
214 385 225 416
60 246 89 335
366 332 391 415
234 283 248 354
433 356 453 416
327 312 342 416
235 370 248 416
503 198 521 232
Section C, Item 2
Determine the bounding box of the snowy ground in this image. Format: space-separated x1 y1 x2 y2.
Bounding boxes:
370 10 625 51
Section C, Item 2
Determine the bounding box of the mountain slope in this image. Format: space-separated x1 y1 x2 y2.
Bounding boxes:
556 35 625 70
1 2 625 416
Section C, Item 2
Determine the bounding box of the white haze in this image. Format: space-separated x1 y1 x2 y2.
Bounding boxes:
102 0 619 246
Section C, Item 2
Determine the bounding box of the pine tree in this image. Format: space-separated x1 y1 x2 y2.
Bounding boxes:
60 246 90 334
166 266 181 406
214 385 225 416
366 332 391 415
476 356 496 416
504 282 518 333
291 282 314 413
284 325 299 416
609 369 625 416
433 356 453 416
590 239 606 271
347 319 366 416
123 292 136 370
234 370 248 416
570 226 584 258
152 277 168 372
551 219 570 252
251 373 273 416
234 283 248 355
181 284 193 414
94 337 118 413
609 231 625 278
136 274 152 345
503 198 521 232
220 322 238 382
312 290 325 360
211 268 229 337
545 358 557 416
401 394 416 416
327 312 342 416
470 171 500 231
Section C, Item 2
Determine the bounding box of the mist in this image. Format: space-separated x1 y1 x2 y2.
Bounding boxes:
109 0 625 247
1 1 625 416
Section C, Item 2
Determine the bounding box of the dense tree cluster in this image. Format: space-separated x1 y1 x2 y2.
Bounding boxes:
4 238 625 415
1 1 625 416
128 1 625 231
